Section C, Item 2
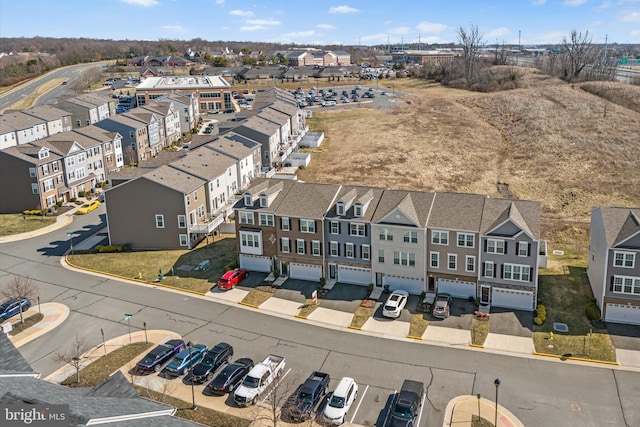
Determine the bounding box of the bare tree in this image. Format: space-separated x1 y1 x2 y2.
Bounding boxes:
250 373 299 427
55 334 90 384
136 376 176 403
457 24 485 83
1 275 39 324
561 30 597 82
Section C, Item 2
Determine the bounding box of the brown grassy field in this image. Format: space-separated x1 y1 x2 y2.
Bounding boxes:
298 76 640 242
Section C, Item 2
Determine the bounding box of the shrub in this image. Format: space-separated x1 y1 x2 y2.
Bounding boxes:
534 317 544 326
95 245 126 253
536 304 547 318
319 277 326 287
23 209 45 216
585 302 601 321
367 283 374 292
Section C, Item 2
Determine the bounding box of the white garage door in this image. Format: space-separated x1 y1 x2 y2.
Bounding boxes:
239 254 271 272
492 288 534 311
437 279 476 299
338 266 371 285
605 304 640 325
289 263 322 281
385 275 423 295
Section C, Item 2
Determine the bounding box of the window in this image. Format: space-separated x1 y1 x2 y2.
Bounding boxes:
281 237 290 253
241 233 260 248
614 251 635 268
300 219 315 233
336 202 345 215
281 217 290 231
457 233 474 247
197 205 205 217
77 152 86 163
194 191 198 201
378 249 385 263
354 203 363 217
345 243 354 258
487 239 505 254
186 195 190 206
38 148 49 159
404 231 418 243
296 239 305 254
244 193 253 206
503 264 531 282
179 234 188 246
362 244 370 260
612 276 640 295
330 221 339 234
350 223 366 236
330 241 339 256
466 256 476 272
66 157 75 167
29 167 36 177
239 212 254 225
259 213 274 226
518 241 530 257
53 162 59 172
43 179 54 192
45 195 56 207
379 228 393 241
259 194 267 207
484 261 495 278
155 214 164 228
448 254 457 270
430 252 439 268
177 215 186 228
394 251 416 267
432 230 448 245
312 241 321 256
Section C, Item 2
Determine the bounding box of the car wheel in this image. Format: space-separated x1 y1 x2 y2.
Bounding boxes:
154 364 162 373
251 396 257 405
207 373 213 381
228 383 235 392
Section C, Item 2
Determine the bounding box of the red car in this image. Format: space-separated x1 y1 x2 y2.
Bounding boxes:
218 268 248 290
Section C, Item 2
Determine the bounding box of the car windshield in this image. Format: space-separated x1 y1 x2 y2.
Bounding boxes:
298 392 314 404
170 356 184 365
140 355 156 364
242 376 259 388
81 204 90 208
329 395 346 408
200 356 214 367
384 304 397 311
392 405 413 419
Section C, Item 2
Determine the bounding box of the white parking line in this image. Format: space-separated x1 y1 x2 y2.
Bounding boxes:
350 383 369 424
382 389 398 427
261 367 292 404
416 389 427 427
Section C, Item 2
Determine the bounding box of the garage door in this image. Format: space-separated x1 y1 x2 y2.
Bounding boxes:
289 263 322 282
239 254 271 272
605 304 640 325
492 288 534 311
385 275 423 295
437 279 476 299
338 266 371 285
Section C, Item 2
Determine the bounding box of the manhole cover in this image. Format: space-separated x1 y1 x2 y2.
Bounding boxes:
571 404 581 412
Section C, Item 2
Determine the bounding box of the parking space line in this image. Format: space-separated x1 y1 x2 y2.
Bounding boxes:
382 389 398 427
416 388 427 427
349 383 368 424
261 367 291 404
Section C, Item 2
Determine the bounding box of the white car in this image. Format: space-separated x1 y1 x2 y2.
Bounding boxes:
382 290 409 318
323 377 358 425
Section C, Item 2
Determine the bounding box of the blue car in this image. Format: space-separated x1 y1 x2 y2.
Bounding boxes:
162 344 207 377
0 298 31 322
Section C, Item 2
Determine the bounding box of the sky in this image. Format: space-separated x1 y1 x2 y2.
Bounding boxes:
1 0 639 46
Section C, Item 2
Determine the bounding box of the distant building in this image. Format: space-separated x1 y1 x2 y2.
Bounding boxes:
135 75 233 113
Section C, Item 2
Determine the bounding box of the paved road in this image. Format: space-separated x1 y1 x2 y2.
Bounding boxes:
1 210 639 427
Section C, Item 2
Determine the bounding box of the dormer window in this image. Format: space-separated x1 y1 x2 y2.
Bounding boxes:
336 201 345 216
259 194 268 207
38 148 50 159
244 193 253 206
354 203 363 217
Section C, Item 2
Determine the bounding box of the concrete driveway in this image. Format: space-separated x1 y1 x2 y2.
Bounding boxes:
605 323 640 351
429 297 475 330
320 283 369 313
273 278 318 304
488 308 534 337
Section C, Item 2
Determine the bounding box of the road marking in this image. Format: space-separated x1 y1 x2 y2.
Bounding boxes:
416 388 427 427
261 367 291 404
382 389 398 427
350 383 368 424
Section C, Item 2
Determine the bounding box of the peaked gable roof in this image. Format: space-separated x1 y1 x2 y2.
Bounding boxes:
168 146 235 181
143 164 207 194
428 192 487 231
596 206 640 247
274 181 341 218
372 189 435 227
480 198 541 239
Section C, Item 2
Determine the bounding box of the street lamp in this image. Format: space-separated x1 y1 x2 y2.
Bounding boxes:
67 232 74 255
494 378 501 427
187 341 197 410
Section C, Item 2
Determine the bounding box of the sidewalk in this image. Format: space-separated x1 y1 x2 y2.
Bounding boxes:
0 208 75 244
443 395 526 427
7 302 69 348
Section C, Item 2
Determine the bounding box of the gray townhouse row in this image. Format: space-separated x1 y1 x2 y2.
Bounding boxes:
234 178 547 312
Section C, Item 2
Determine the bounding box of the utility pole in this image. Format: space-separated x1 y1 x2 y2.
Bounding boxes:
518 30 521 52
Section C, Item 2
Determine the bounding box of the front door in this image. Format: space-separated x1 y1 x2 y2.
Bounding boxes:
328 264 336 280
481 285 490 304
280 262 288 276
375 272 384 287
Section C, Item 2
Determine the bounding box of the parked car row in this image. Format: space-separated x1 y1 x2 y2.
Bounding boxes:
382 290 452 320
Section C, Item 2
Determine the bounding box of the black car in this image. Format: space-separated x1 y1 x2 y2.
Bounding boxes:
191 342 233 383
206 357 254 395
135 339 186 373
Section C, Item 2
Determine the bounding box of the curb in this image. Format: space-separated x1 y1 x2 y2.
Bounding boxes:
406 335 423 340
347 325 362 331
238 301 260 309
532 351 619 365
294 314 308 320
469 343 485 349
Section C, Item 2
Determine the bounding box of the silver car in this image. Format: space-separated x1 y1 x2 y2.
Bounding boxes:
432 294 452 319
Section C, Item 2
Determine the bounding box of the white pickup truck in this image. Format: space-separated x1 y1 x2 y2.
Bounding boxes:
233 354 286 406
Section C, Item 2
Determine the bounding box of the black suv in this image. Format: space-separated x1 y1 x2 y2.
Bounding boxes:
388 379 424 427
206 357 254 395
191 342 233 383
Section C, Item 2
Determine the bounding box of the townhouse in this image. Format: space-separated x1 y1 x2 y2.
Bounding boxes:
122 109 166 152
204 132 262 190
588 206 640 325
233 116 281 169
139 102 181 145
0 111 48 146
73 125 124 173
233 179 544 311
94 114 150 165
154 92 200 134
20 105 73 136
57 93 116 128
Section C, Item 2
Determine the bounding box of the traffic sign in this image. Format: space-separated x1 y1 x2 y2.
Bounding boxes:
124 313 133 320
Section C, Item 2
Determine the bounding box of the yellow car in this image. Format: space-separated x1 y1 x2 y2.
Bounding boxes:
77 200 100 215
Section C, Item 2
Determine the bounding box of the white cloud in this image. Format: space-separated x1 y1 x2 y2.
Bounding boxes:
329 5 359 14
246 18 281 26
317 23 335 29
563 0 589 6
162 25 184 31
280 30 315 38
215 0 224 4
621 11 640 21
121 0 158 6
629 29 640 38
486 27 511 39
424 36 446 44
531 0 546 5
415 21 447 34
240 25 266 31
389 26 411 35
230 9 254 17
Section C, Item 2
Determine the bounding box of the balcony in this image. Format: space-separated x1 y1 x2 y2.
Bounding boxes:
538 240 548 269
189 213 224 235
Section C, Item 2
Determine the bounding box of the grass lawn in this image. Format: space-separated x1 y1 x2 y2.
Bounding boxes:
408 313 429 337
9 313 44 335
350 302 375 329
240 289 273 307
297 298 321 318
472 415 494 427
533 243 616 362
62 342 152 387
0 214 56 237
135 386 250 427
67 236 237 294
471 319 490 346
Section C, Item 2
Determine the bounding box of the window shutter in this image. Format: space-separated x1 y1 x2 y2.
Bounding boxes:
484 240 487 252
610 276 614 292
365 225 368 237
314 220 317 233
530 267 533 282
500 265 503 279
298 220 301 232
279 239 282 251
280 218 283 229
528 243 532 257
319 243 322 256
504 241 508 254
338 222 341 234
482 262 485 275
